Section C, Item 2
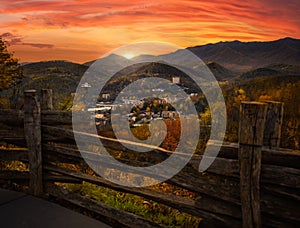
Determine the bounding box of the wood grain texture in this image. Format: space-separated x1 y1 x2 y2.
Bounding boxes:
262 101 284 149
1 97 299 227
239 102 267 228
24 90 43 196
44 164 241 226
41 89 53 111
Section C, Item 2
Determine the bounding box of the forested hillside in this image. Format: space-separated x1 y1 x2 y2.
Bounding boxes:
1 39 299 149
0 61 88 110
223 75 300 149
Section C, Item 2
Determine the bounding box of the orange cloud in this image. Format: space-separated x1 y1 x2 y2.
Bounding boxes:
0 0 299 63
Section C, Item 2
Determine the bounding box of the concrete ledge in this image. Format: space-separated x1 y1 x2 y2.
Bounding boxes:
0 189 110 228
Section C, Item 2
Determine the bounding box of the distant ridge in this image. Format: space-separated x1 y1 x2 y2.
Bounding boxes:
239 63 300 80
84 37 300 73
23 60 88 77
205 62 236 80
20 37 300 81
187 37 300 72
3 38 299 111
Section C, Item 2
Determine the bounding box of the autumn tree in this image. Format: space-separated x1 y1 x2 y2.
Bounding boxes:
0 37 23 108
0 37 23 90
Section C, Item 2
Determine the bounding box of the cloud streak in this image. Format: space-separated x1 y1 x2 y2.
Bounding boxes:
22 42 54 49
0 32 54 49
0 0 299 62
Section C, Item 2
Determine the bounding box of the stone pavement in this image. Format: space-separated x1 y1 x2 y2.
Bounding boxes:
0 188 111 228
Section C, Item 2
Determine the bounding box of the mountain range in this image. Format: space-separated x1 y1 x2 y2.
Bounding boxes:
19 37 300 81
0 37 298 108
187 37 300 72
1 37 297 149
84 37 300 73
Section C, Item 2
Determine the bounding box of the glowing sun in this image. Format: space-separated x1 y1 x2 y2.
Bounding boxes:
123 53 135 59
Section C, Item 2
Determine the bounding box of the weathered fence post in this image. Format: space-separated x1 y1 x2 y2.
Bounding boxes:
239 102 267 228
262 101 284 149
41 89 53 111
24 90 43 196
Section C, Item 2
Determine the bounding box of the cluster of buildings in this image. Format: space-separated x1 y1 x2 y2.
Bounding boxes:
82 76 199 127
88 100 181 127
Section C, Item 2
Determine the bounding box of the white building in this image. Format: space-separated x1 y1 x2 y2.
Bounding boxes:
81 82 91 88
172 77 180 84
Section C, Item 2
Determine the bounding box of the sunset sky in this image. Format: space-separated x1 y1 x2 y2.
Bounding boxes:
0 0 299 63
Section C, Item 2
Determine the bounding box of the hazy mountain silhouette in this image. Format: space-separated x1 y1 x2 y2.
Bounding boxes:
85 37 300 73
205 62 236 80
18 38 300 87
84 53 134 76
23 60 88 78
187 37 300 72
239 63 300 80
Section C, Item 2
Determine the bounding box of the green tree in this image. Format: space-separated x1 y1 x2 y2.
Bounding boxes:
0 37 23 90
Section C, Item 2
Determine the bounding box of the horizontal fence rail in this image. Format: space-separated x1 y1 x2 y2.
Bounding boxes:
0 89 299 227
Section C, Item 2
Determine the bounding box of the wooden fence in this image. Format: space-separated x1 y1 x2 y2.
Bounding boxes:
0 89 299 227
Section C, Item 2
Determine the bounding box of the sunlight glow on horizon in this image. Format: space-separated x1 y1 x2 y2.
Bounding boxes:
0 0 299 63
123 53 135 59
